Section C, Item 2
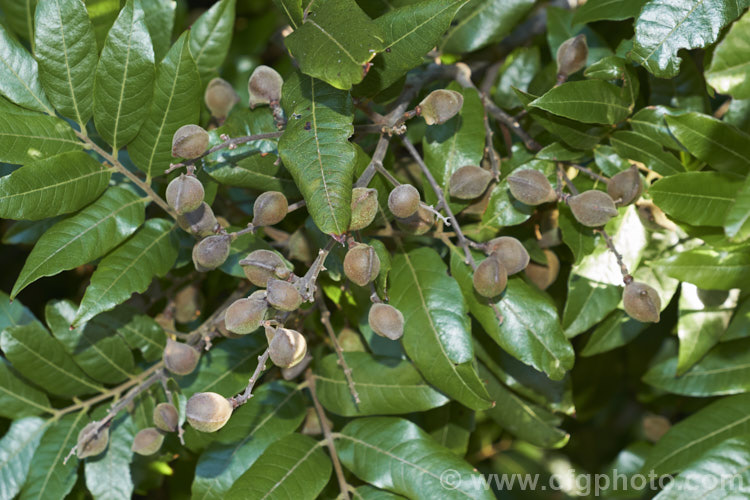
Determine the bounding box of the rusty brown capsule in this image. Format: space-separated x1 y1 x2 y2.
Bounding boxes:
224 297 268 334
607 166 643 207
163 339 200 376
557 34 588 77
568 190 618 227
177 202 219 238
266 279 303 312
205 77 240 119
253 191 288 227
186 392 233 433
449 166 493 200
507 169 557 206
623 281 661 323
248 65 283 108
240 249 290 287
166 174 204 215
172 124 209 159
349 187 378 231
473 254 508 298
76 422 109 459
131 427 165 456
419 89 464 125
192 235 231 272
343 244 381 287
153 403 179 433
388 184 420 219
485 236 530 275
267 327 307 368
368 303 405 340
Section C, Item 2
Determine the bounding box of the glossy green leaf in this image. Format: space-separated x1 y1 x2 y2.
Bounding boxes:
337 417 494 500
0 358 53 419
188 0 236 86
558 205 596 265
705 10 750 99
226 434 331 500
11 186 146 298
86 0 122 49
278 72 356 235
421 403 473 455
562 275 621 338
93 0 155 151
725 174 750 242
129 32 201 179
205 154 299 198
0 417 47 500
0 292 38 331
476 178 534 234
441 0 534 54
584 56 640 107
0 0 37 44
0 112 81 164
0 152 111 220
650 172 739 226
84 415 135 500
0 24 53 114
314 352 449 416
34 0 98 125
628 106 684 150
580 311 645 357
390 248 492 410
530 80 631 125
610 131 684 176
141 0 175 62
272 0 302 28
1 322 103 397
284 0 384 90
572 0 647 23
353 486 407 499
494 47 540 109
106 306 165 362
655 248 750 291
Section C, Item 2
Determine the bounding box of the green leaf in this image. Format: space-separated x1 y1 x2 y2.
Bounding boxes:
129 32 201 179
0 0 37 44
0 23 53 113
0 359 53 418
192 381 306 500
0 291 38 331
189 0 236 86
631 0 749 78
650 172 739 226
107 307 165 362
476 178 534 234
610 131 684 177
11 186 146 298
0 417 47 500
628 106 684 150
584 56 640 107
390 248 492 410
493 47 540 109
206 154 300 198
34 0 98 125
141 0 175 62
559 205 596 265
337 417 494 500
441 0 535 54
74 218 178 325
562 275 621 338
530 80 631 125
705 10 750 99
654 248 750 291
0 110 81 164
272 0 303 28
84 415 135 500
0 152 111 221
284 0 384 90
451 250 575 381
226 434 331 500
278 72 356 235
582 312 646 358
726 174 750 242
86 0 123 50
421 403 473 455
18 410 86 500
93 0 155 151
665 113 750 175
1 322 103 397
642 393 750 475
572 0 647 23
314 352 449 416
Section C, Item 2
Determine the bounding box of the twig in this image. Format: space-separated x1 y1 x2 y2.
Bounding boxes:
231 350 270 407
569 163 609 184
166 131 284 173
287 199 307 213
483 113 500 180
315 291 360 405
374 163 401 187
354 135 390 188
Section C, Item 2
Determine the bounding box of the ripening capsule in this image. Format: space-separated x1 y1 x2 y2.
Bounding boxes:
473 254 508 298
267 326 307 368
449 166 493 200
204 77 240 120
76 422 109 459
507 169 557 205
568 190 618 227
192 235 231 272
388 184 420 219
395 205 434 235
131 428 165 456
166 174 204 215
253 191 288 227
240 249 291 287
607 166 643 207
524 250 560 290
266 279 303 312
419 89 464 125
485 236 530 275
557 34 588 77
186 392 233 433
224 297 268 334
153 403 179 433
172 124 209 159
623 281 661 323
177 202 218 238
368 303 404 340
349 187 378 231
343 244 381 287
163 339 201 376
248 65 283 108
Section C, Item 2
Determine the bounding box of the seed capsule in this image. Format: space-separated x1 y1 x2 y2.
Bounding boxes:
508 169 557 205
607 166 643 206
174 285 202 324
267 327 307 368
163 339 200 376
473 254 508 298
192 235 231 272
524 250 559 290
131 427 164 456
224 297 268 334
177 202 218 238
153 403 179 433
240 249 290 287
623 281 661 323
343 244 381 287
338 327 366 352
76 422 109 459
248 65 283 108
388 184 420 218
557 34 588 77
204 77 240 119
485 236 530 275
419 89 464 125
368 303 404 340
395 205 434 235
636 200 677 232
349 187 378 231
253 191 288 227
266 279 303 311
166 174 204 215
449 166 493 200
172 124 209 159
186 392 233 433
568 190 618 227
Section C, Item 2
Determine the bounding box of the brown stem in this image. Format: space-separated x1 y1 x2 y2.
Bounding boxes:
315 291 360 405
231 350 270 407
483 113 500 180
354 135 390 189
166 131 285 173
569 163 610 184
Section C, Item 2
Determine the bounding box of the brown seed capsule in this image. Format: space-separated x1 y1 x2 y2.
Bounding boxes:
449 166 493 200
568 190 618 227
485 236 530 275
153 403 179 433
177 202 219 238
224 297 268 334
607 166 643 207
343 244 381 287
253 191 288 227
388 184 420 219
524 250 560 290
473 254 508 298
267 327 307 368
174 285 202 324
266 279 303 312
192 235 231 272
131 427 165 456
172 124 209 159
507 169 557 205
186 392 233 433
240 249 290 287
204 77 240 119
248 65 283 108
419 89 464 125
368 303 404 340
395 205 434 235
163 338 201 376
557 34 588 78
166 174 204 215
349 187 378 231
288 228 313 264
76 422 109 459
623 281 661 323
696 288 730 307
642 414 671 443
